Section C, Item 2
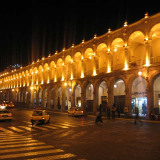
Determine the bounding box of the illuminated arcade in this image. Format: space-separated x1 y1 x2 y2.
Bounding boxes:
0 13 160 117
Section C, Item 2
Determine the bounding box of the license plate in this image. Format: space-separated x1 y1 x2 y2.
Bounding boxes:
3 115 8 117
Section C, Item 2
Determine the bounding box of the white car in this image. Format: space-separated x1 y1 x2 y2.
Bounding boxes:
0 109 13 121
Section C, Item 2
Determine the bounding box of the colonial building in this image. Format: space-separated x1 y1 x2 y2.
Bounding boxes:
0 13 160 117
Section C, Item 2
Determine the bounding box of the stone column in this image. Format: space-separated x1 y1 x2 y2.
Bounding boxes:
146 81 154 118
124 46 129 70
47 86 51 109
41 88 44 109
144 40 151 66
61 85 66 112
107 82 114 109
36 90 39 107
125 86 132 116
81 59 85 78
71 83 75 107
92 56 97 76
81 85 87 115
53 85 58 111
93 89 98 114
107 52 112 73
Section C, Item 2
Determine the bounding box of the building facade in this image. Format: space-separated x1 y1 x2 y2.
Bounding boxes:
0 13 160 117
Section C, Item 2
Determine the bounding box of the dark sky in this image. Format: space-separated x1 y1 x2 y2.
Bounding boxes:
0 0 159 72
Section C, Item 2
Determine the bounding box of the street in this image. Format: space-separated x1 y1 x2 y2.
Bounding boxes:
0 108 160 160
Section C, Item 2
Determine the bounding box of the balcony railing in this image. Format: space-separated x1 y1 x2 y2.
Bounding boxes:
151 56 160 64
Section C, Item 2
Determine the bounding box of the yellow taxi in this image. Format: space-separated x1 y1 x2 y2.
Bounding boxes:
6 101 14 108
31 110 50 125
68 107 84 117
0 109 13 122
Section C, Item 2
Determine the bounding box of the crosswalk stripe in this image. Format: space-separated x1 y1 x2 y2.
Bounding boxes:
49 124 69 128
28 153 76 160
59 123 77 127
0 149 64 159
31 125 49 131
22 120 31 124
0 120 95 134
0 145 54 154
0 127 14 133
18 126 37 131
0 142 45 149
42 125 57 129
0 139 38 145
58 130 75 138
0 137 33 143
7 126 24 132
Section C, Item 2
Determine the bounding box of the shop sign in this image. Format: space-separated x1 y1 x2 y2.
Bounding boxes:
132 92 147 96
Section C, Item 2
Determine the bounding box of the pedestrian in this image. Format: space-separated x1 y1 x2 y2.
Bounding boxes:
117 104 121 118
134 107 141 125
107 106 111 119
95 104 103 123
124 105 129 118
111 103 116 120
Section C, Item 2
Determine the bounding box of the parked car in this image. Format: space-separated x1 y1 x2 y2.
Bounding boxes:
6 101 14 108
31 110 50 125
68 107 84 116
0 109 13 122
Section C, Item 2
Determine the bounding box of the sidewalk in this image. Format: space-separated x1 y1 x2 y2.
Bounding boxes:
52 111 160 124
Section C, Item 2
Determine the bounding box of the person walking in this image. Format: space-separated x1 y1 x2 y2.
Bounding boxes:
107 106 111 119
124 105 129 118
95 104 103 123
111 103 116 120
134 107 141 125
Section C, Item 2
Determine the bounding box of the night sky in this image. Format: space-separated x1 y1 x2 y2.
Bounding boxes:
0 0 159 72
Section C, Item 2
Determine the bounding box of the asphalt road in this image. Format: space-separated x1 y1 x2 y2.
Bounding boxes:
0 108 160 160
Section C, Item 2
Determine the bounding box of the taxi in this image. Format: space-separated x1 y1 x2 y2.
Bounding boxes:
68 107 84 116
0 109 13 122
6 101 14 108
31 110 50 125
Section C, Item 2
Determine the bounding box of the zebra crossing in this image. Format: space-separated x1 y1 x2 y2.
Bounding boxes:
0 120 95 134
0 133 76 160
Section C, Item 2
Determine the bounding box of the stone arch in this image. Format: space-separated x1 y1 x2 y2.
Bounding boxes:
111 38 125 70
38 65 44 84
97 43 108 73
73 52 82 78
113 78 126 112
84 48 94 76
95 79 108 112
50 61 56 80
83 80 94 112
150 71 160 114
33 67 38 85
73 83 82 107
64 55 72 80
149 23 160 61
56 58 64 81
43 63 50 83
128 31 146 66
131 76 147 116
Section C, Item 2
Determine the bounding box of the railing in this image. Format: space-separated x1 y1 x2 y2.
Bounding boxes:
151 56 160 64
